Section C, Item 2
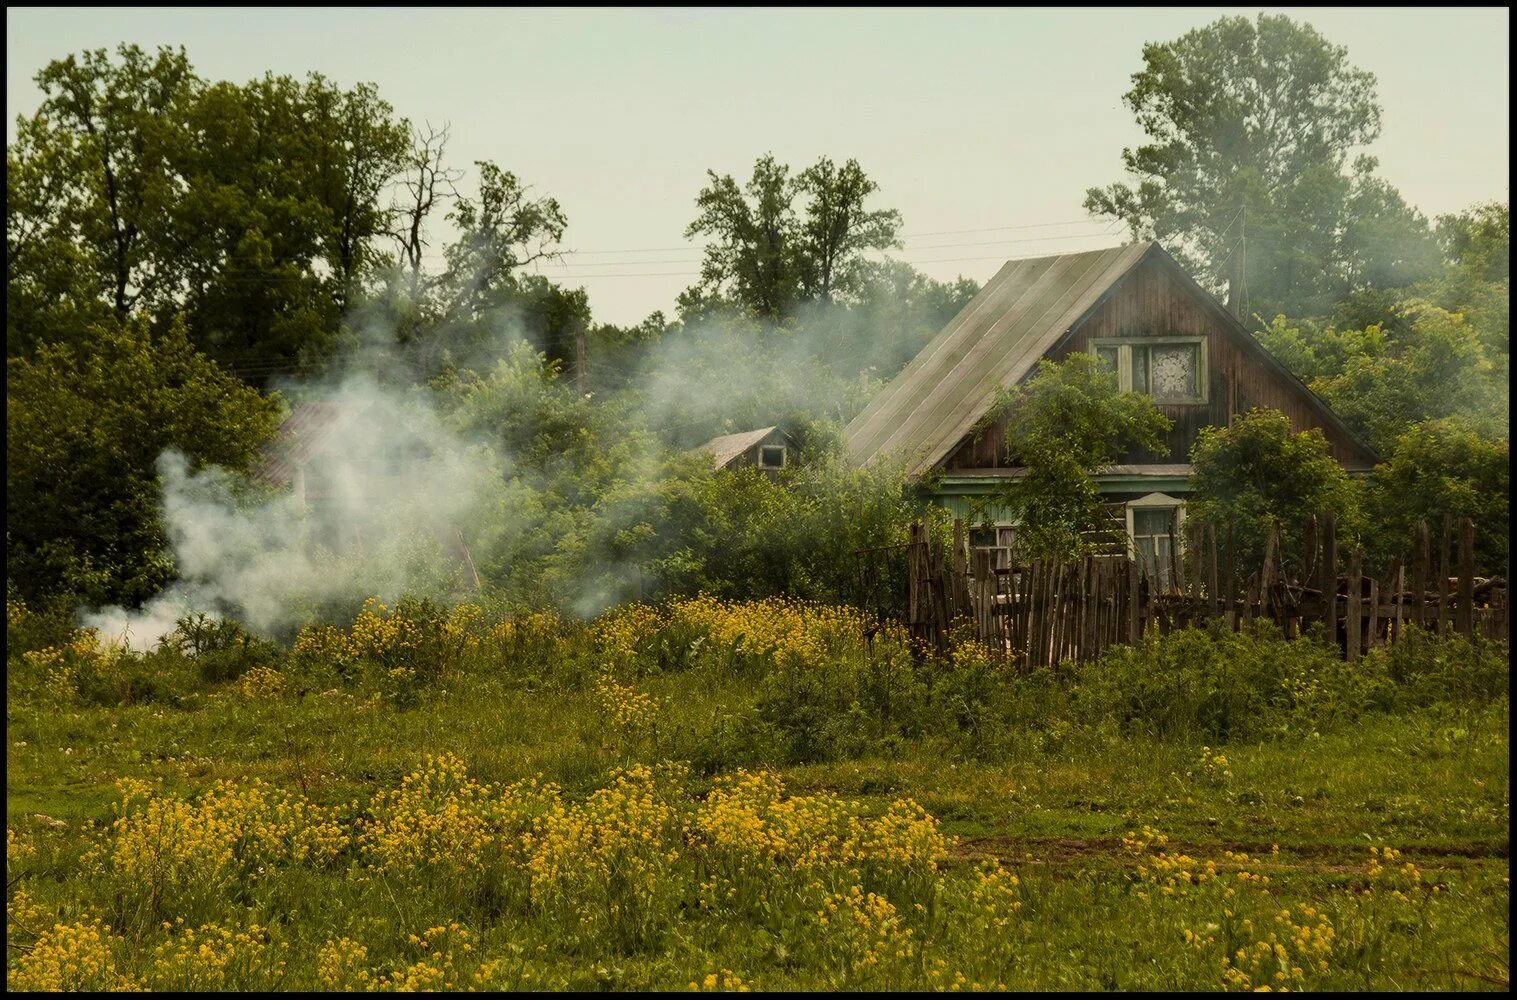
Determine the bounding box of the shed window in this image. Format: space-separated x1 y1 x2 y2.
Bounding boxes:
758 445 786 469
1090 338 1206 404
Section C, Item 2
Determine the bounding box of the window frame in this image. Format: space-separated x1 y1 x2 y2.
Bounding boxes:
1125 493 1186 590
757 444 787 470
1089 336 1208 405
969 522 1017 572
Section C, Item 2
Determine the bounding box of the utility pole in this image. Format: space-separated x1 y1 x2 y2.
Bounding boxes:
1226 206 1247 321
573 327 589 395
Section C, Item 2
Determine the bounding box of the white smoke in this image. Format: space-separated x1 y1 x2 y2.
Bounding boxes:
76 264 970 647
82 370 504 648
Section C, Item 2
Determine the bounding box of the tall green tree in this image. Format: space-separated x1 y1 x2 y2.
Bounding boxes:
7 319 280 605
1367 419 1509 572
8 45 196 350
1432 201 1510 356
1085 14 1440 321
1187 407 1362 573
683 154 902 319
8 46 413 380
1312 302 1507 452
172 73 409 379
685 154 802 319
793 157 904 304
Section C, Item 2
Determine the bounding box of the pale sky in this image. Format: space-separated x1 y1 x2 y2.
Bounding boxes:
7 7 1510 325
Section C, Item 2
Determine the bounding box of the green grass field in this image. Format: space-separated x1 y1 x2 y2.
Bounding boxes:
6 597 1510 990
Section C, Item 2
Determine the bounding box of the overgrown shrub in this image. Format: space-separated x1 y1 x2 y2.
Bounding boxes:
1072 621 1298 740
1070 618 1506 742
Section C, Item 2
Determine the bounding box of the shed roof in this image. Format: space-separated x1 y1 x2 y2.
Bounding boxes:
844 243 1153 476
691 426 782 470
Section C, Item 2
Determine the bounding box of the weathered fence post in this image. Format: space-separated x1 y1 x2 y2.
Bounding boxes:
1126 554 1139 644
1319 512 1337 642
1257 522 1278 626
1388 557 1403 644
1206 524 1219 623
1223 524 1238 630
1437 514 1453 633
1303 514 1319 592
1367 570 1380 651
889 510 1488 667
1457 517 1476 640
1346 548 1362 661
1414 521 1430 630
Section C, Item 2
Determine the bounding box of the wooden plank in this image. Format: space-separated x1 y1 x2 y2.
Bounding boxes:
1389 558 1403 644
1146 557 1160 638
1437 514 1452 634
1257 522 1278 623
1223 523 1237 630
1028 560 1042 668
1319 512 1337 635
1458 517 1476 639
1086 557 1098 659
1206 523 1219 622
1053 562 1068 667
1167 516 1182 598
907 523 921 625
1127 554 1140 644
1346 549 1362 661
1414 521 1429 630
1047 561 1059 666
1302 514 1319 595
951 519 969 622
1367 576 1380 650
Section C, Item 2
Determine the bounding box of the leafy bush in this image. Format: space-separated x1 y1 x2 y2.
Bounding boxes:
1367 625 1510 707
1070 620 1319 741
1071 618 1506 743
169 613 282 685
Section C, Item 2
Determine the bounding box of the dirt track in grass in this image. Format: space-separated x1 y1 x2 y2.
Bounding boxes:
948 833 1510 875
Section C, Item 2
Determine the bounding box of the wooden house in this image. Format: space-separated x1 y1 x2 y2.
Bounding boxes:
843 242 1378 583
691 426 796 477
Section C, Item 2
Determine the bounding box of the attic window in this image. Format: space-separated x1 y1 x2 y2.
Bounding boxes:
758 445 787 470
1091 338 1206 404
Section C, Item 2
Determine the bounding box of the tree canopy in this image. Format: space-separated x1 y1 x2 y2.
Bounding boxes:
683 154 903 320
1085 14 1442 322
980 354 1172 561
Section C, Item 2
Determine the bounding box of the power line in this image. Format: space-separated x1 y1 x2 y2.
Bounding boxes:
529 242 1129 279
566 217 1111 255
543 225 1125 270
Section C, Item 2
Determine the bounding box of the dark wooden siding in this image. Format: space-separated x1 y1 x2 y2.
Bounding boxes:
942 254 1377 470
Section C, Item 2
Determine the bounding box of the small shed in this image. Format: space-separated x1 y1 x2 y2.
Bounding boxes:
691 426 795 475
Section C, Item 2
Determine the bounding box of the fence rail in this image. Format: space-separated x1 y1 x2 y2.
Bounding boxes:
856 514 1508 667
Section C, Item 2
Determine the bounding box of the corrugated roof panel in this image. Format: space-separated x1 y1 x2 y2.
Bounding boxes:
844 243 1152 474
691 426 780 469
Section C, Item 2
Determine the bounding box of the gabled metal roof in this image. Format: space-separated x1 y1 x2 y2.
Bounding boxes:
690 426 783 470
844 242 1152 475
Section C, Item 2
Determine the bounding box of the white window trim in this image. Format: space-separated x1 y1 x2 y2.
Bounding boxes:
1125 492 1187 560
969 522 1017 571
758 444 787 470
1090 336 1208 404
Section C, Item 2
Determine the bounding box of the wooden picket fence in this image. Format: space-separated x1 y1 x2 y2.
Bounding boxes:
856 514 1509 668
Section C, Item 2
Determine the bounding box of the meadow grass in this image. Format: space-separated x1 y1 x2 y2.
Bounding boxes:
5 596 1509 990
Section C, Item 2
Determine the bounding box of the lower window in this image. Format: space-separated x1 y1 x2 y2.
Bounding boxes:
1131 505 1182 590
